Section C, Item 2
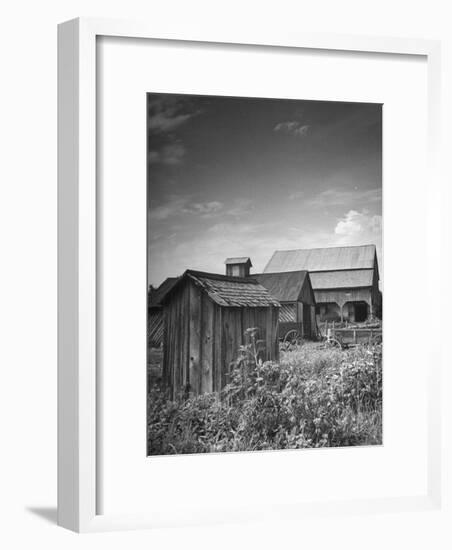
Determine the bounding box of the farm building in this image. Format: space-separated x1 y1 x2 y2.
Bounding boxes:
147 277 179 348
161 269 280 398
264 244 381 323
253 271 317 339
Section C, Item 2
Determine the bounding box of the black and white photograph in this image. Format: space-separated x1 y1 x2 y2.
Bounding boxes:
147 93 382 455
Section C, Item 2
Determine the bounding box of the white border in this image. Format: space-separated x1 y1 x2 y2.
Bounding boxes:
57 17 442 532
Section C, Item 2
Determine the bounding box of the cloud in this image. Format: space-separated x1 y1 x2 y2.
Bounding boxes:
185 201 223 218
149 204 382 285
226 199 254 217
308 188 382 208
207 222 263 235
333 210 382 271
148 216 335 286
149 196 225 221
148 143 186 166
148 97 200 133
148 96 201 165
149 195 189 221
334 209 382 237
274 121 310 138
149 111 192 132
289 190 305 200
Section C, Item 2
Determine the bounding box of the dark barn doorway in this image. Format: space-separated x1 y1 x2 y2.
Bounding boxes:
354 302 368 322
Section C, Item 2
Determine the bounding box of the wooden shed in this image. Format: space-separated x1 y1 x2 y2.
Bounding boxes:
254 271 317 339
161 270 280 398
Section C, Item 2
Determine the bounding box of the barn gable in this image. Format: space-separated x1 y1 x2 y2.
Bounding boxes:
253 271 317 339
253 271 315 305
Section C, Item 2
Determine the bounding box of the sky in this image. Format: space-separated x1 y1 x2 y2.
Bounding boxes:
147 94 382 287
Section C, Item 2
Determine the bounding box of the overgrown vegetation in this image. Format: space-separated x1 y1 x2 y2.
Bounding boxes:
147 329 382 455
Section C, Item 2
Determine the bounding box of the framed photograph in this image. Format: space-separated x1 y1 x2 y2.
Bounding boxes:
145 92 383 457
58 18 443 532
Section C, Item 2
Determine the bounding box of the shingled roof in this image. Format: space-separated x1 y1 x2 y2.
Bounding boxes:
253 271 310 302
264 244 376 273
164 270 280 308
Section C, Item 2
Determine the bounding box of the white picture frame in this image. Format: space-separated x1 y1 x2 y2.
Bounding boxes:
58 17 444 533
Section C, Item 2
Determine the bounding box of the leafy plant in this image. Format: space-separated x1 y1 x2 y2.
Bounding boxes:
147 331 382 455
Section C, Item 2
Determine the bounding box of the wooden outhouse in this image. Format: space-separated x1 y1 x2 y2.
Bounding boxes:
161 270 280 398
254 271 317 339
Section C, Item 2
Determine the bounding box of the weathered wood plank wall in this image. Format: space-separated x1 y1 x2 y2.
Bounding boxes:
201 293 214 394
314 287 372 307
189 281 201 395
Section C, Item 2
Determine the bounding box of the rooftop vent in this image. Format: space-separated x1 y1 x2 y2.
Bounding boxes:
224 257 252 277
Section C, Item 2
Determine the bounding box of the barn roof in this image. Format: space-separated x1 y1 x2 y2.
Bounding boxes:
165 270 280 308
310 269 373 289
264 244 376 273
149 277 179 307
253 271 310 302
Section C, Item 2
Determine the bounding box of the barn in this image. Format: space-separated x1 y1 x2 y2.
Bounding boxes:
161 269 280 398
253 271 317 339
147 277 179 348
264 244 381 323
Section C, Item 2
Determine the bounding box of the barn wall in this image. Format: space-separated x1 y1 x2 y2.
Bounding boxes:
310 306 317 338
300 276 316 305
315 287 377 322
314 287 372 307
371 268 382 318
302 303 311 336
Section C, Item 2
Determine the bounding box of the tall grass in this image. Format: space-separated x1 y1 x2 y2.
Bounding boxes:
147 331 382 455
